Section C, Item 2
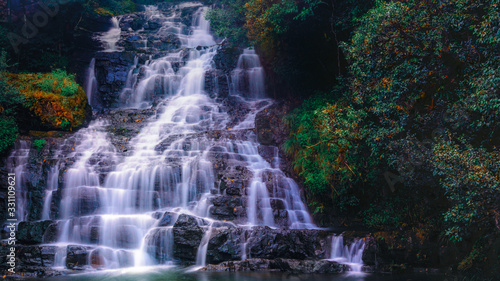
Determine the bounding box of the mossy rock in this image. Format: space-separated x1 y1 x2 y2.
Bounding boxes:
6 72 92 131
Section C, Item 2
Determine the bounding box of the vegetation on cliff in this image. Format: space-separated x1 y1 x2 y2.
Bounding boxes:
0 52 90 154
209 0 500 276
6 69 90 130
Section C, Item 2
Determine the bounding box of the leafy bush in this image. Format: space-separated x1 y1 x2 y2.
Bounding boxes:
206 0 249 46
284 87 382 222
363 200 405 229
32 139 47 151
0 117 18 155
7 71 89 130
281 0 499 272
0 50 23 154
35 69 79 97
433 140 500 242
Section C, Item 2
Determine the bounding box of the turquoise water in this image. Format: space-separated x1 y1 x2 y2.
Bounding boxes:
27 268 452 281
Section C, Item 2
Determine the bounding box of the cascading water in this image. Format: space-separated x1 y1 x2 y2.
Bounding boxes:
6 141 30 221
329 235 366 273
85 58 97 107
16 3 319 272
100 17 123 52
231 48 266 99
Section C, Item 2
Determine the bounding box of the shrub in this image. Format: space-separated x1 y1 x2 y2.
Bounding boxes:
35 69 79 97
206 0 249 46
6 71 89 130
0 117 18 154
33 139 46 151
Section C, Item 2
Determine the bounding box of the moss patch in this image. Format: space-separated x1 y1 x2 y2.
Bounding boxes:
6 71 90 131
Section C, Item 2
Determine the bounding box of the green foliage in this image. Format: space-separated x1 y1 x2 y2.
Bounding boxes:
433 140 500 242
363 199 405 229
36 69 79 97
284 87 380 220
7 70 89 130
206 0 249 46
0 51 23 154
32 139 47 151
244 0 320 50
0 117 18 155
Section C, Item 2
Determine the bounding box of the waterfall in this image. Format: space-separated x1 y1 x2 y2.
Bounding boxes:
85 58 97 107
28 4 317 271
231 48 266 99
6 140 30 221
329 235 366 273
100 17 122 52
41 166 59 220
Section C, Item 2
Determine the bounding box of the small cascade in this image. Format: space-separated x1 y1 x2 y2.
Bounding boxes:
6 140 31 221
130 52 183 107
100 17 123 52
231 48 266 99
329 235 366 273
187 7 216 48
85 58 97 107
195 221 213 267
41 166 59 220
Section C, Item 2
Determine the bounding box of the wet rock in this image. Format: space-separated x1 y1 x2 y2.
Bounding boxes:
276 258 346 273
209 196 244 221
207 227 242 264
115 225 142 249
90 226 100 244
245 227 329 260
205 69 230 98
18 220 58 245
158 212 175 227
4 245 58 268
93 52 137 109
203 258 346 273
213 43 242 74
145 228 175 264
204 258 275 272
66 245 93 270
65 187 101 216
257 145 278 165
180 4 203 26
173 214 205 262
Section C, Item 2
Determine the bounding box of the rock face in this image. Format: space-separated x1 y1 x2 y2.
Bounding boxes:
17 221 58 244
88 3 203 110
244 227 329 260
206 227 243 264
205 227 330 265
173 214 206 262
0 242 60 277
204 258 346 274
66 245 93 270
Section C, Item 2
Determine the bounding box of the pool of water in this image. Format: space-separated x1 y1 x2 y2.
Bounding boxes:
26 268 453 281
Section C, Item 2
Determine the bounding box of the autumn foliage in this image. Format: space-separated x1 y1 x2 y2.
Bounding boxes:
6 70 90 131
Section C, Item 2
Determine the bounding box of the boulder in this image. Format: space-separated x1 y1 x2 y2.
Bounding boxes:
66 245 93 270
173 214 205 262
245 227 329 260
207 227 242 264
